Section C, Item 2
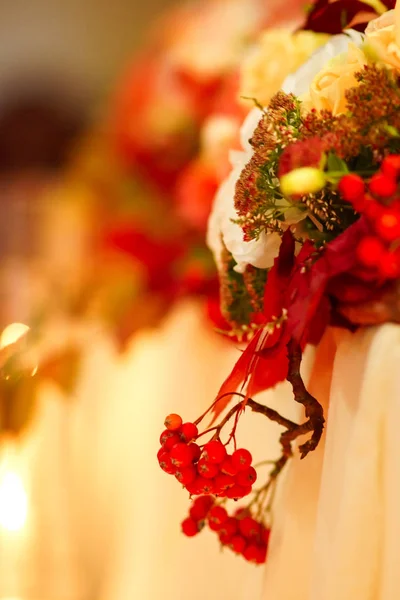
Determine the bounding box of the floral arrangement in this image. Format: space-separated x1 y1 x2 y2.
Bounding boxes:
158 0 399 566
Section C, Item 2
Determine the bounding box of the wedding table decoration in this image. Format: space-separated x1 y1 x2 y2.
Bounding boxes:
158 4 400 598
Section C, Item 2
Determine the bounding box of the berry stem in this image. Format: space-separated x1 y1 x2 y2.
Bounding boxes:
249 454 289 521
207 392 298 447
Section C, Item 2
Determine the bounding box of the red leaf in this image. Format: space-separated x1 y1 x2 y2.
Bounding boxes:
212 231 298 419
263 229 295 318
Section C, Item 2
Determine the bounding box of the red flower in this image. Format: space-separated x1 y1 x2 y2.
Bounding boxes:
302 0 394 34
175 159 220 232
104 225 185 291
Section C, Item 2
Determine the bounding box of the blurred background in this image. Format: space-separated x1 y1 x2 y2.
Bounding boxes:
0 1 278 599
0 0 172 111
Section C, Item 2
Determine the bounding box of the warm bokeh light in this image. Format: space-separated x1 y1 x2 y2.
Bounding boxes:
0 323 30 349
0 470 28 532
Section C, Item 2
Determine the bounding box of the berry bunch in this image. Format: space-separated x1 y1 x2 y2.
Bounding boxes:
181 495 270 564
338 155 400 279
157 413 257 499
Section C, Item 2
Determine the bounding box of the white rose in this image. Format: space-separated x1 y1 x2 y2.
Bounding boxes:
207 31 364 274
207 108 280 274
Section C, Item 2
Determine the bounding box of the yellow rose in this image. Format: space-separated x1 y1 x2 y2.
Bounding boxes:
240 30 329 107
365 9 400 69
301 43 367 115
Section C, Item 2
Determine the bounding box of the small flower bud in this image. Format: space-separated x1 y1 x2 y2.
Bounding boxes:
280 167 325 197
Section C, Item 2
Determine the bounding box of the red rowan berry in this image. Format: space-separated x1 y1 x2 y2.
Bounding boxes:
375 209 400 241
186 480 201 496
181 517 201 537
189 495 214 520
226 484 250 499
220 456 238 476
207 506 228 531
243 544 260 563
170 443 193 468
197 458 220 479
218 517 238 543
202 440 227 464
161 432 181 451
239 517 261 540
179 422 198 443
255 545 267 564
188 443 201 463
369 172 397 198
356 236 386 267
236 466 257 487
238 484 252 498
158 450 176 475
364 196 384 220
164 413 182 431
193 476 216 495
214 473 235 494
160 429 176 446
230 535 247 554
382 155 400 179
231 448 252 471
338 174 365 205
175 466 197 486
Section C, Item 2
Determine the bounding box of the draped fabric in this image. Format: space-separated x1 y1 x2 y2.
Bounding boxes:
263 324 400 600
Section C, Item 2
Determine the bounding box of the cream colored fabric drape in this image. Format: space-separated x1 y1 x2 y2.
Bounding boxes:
263 324 400 600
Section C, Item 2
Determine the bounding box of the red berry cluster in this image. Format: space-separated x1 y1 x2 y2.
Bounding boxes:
157 414 257 499
338 155 400 279
181 495 270 564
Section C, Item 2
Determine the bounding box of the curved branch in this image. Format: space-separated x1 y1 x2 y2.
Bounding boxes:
284 339 325 459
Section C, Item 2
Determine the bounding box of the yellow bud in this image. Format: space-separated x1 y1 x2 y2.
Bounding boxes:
280 167 325 197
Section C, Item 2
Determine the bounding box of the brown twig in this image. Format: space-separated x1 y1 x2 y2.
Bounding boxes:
209 348 324 460
246 398 298 456
207 392 300 458
283 339 325 459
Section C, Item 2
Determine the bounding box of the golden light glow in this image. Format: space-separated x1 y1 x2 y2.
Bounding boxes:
0 323 30 349
0 470 28 532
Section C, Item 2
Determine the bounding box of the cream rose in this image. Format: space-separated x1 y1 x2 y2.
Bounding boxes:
301 42 367 114
365 8 400 69
240 30 329 107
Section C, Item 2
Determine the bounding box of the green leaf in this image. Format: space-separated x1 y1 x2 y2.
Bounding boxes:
326 153 349 174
